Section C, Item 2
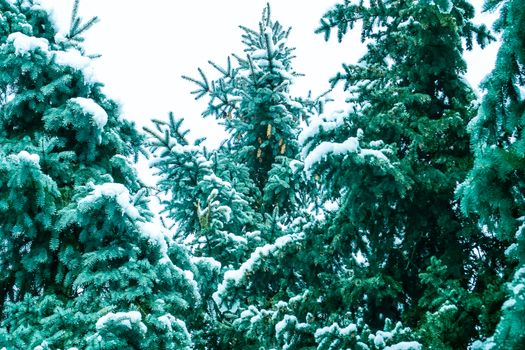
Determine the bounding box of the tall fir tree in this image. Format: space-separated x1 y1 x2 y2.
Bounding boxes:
0 1 197 348
458 0 525 348
148 5 319 348
183 3 313 220
298 0 506 347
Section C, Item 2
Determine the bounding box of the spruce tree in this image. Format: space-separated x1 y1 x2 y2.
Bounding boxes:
183 3 313 220
147 115 258 269
300 0 505 347
458 0 525 348
148 5 318 348
0 1 197 348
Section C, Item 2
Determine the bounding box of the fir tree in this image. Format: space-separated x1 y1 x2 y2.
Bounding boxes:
301 0 505 347
147 114 263 348
147 114 322 349
146 114 258 269
167 4 416 347
183 3 313 219
0 1 197 347
458 0 525 348
148 5 319 348
58 182 198 349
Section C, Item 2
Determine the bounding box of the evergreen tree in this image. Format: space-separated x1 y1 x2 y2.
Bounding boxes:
147 114 258 269
148 115 324 349
58 182 198 349
0 1 197 347
299 0 505 347
147 114 264 347
458 0 525 348
183 3 313 220
148 5 319 348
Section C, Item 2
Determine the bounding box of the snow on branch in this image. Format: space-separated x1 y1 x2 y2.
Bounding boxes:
96 310 147 334
54 49 96 84
79 182 139 219
303 131 392 177
16 150 40 165
6 32 97 84
212 233 303 310
304 137 359 174
69 97 108 129
7 32 49 56
299 110 348 151
300 110 393 177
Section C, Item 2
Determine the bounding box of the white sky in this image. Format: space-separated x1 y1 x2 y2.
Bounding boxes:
42 0 499 148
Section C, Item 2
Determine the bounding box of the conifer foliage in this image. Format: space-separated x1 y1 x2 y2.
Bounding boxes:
0 0 196 348
458 0 525 348
306 0 505 348
1 0 522 349
182 4 312 217
147 5 317 348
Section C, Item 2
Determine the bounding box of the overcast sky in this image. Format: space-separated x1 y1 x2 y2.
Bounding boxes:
41 0 498 147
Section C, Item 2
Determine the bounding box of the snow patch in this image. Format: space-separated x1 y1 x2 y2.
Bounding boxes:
438 302 458 314
340 323 357 335
519 85 525 100
384 341 422 350
502 298 516 309
54 49 96 84
289 160 302 174
299 110 347 147
5 33 98 85
374 333 386 347
251 49 267 59
138 221 168 256
35 0 63 31
17 150 40 164
80 183 140 219
223 234 294 284
191 256 222 270
96 311 147 334
202 174 233 190
175 319 191 342
226 231 247 244
303 137 359 175
275 314 298 335
470 338 496 350
303 128 393 177
158 313 176 330
353 250 368 266
213 233 303 308
314 322 357 339
7 32 49 56
69 97 108 129
360 148 390 161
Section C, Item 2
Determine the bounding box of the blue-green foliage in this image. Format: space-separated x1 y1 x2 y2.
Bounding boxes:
458 0 525 348
148 4 319 348
0 0 197 348
147 114 257 268
183 4 314 216
2 1 523 349
306 0 503 348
